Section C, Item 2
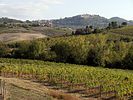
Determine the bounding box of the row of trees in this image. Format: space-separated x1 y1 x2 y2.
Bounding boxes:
1 34 133 69
107 22 127 29
74 22 128 35
74 26 102 35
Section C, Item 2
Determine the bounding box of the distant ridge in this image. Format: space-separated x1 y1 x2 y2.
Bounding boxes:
52 14 109 28
0 14 133 28
52 14 133 28
0 17 23 23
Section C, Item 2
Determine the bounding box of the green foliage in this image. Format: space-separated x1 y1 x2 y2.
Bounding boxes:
13 41 30 58
51 37 89 64
0 58 133 98
51 42 71 62
74 26 102 35
93 28 102 33
0 42 10 57
121 22 127 26
2 32 133 69
28 41 46 59
123 45 133 69
107 21 118 29
43 34 133 69
13 41 47 59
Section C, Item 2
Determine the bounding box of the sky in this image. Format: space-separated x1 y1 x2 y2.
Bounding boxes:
0 0 133 20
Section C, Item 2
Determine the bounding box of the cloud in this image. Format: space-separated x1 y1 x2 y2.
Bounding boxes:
0 0 63 20
40 0 63 4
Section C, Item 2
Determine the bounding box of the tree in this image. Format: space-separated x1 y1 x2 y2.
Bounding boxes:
51 42 71 62
28 41 47 59
69 38 89 64
13 42 30 58
51 37 89 64
121 22 127 26
26 20 31 23
107 21 118 29
93 28 102 33
85 26 93 34
123 46 133 69
72 31 75 35
0 43 10 57
89 26 93 29
111 21 118 29
75 26 93 35
75 28 85 35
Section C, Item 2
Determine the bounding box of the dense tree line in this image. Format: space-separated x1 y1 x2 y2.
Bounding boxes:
1 33 133 70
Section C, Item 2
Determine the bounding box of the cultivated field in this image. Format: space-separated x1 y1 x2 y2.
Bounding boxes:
0 58 133 100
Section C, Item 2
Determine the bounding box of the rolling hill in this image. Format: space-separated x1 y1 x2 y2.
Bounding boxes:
51 14 133 28
0 14 133 29
0 15 133 43
0 26 73 43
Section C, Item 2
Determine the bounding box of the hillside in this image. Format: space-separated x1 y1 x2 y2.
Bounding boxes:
0 26 72 36
110 26 133 36
30 27 72 36
1 14 132 29
0 26 72 42
52 14 109 28
51 14 133 28
109 17 127 24
0 17 23 23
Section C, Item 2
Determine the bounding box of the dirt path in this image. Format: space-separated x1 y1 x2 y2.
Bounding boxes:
0 77 87 100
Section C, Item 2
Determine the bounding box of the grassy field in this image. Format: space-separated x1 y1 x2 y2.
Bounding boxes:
0 58 133 99
0 26 72 36
0 27 34 34
30 27 72 36
110 26 133 36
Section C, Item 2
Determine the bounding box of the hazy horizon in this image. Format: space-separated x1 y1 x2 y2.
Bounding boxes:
0 0 133 20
